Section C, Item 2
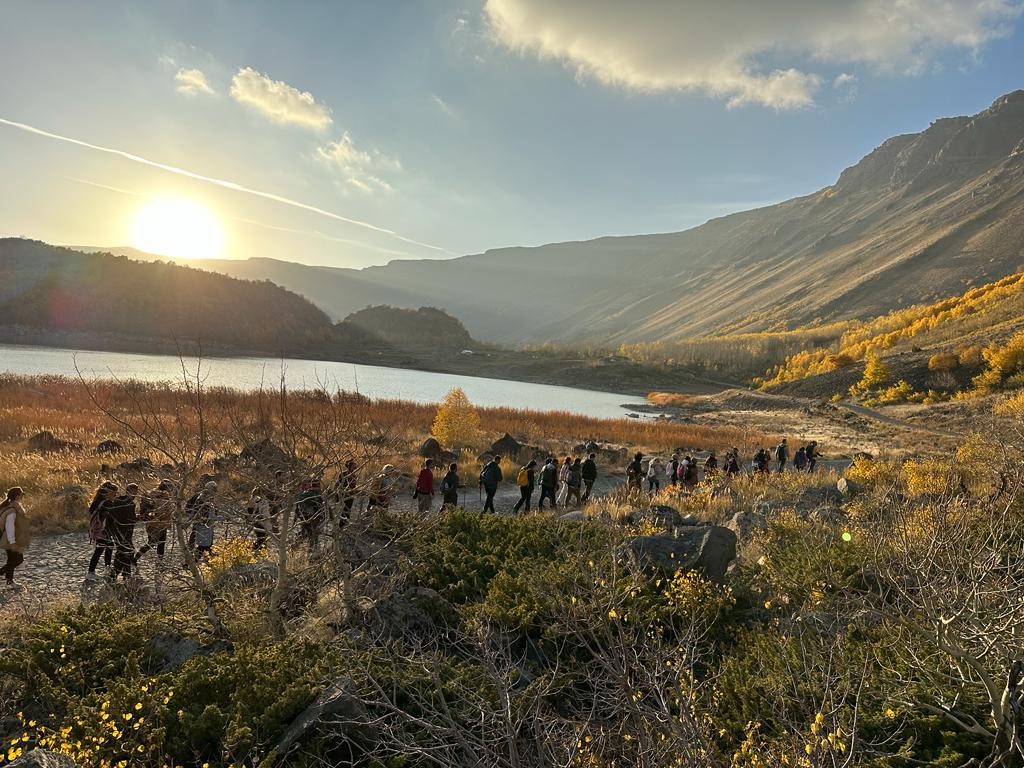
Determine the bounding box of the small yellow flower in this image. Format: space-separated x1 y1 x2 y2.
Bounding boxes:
884 708 896 719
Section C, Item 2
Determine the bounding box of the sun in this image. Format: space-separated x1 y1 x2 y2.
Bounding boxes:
130 197 224 259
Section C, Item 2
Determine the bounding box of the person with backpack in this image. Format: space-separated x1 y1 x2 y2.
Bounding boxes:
513 459 537 513
0 487 30 589
555 456 572 507
626 452 644 490
580 453 598 503
189 480 220 562
806 441 819 472
105 483 140 582
246 487 273 553
724 450 740 479
86 481 117 580
479 455 503 513
135 479 174 566
704 452 719 476
439 463 461 511
368 465 396 511
775 439 789 473
793 446 808 472
566 457 583 507
647 457 663 494
415 459 436 514
683 457 699 489
538 457 558 510
667 454 680 486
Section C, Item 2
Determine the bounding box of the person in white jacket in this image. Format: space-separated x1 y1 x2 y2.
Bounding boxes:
647 457 663 494
0 487 30 589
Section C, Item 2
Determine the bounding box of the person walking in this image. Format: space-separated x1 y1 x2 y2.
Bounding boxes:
368 465 396 511
647 457 663 495
566 458 583 507
135 479 174 566
556 456 572 507
775 439 789 473
247 487 273 553
439 463 461 511
806 441 819 472
513 459 537 513
683 457 700 490
105 483 140 582
333 458 358 525
538 457 558 510
793 446 808 472
189 481 219 562
0 487 30 589
415 459 436 513
86 481 117 580
626 452 644 491
724 449 741 479
704 451 718 477
479 455 503 514
667 454 680 486
580 453 598 503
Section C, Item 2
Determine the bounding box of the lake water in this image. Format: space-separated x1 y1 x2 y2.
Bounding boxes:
0 344 647 419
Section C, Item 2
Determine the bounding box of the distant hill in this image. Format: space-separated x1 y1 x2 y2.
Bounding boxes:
344 305 475 349
105 90 1024 347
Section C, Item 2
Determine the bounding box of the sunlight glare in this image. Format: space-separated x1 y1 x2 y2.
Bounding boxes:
130 197 224 259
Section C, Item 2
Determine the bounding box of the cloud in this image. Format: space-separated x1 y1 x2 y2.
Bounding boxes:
833 72 859 103
230 67 333 130
484 0 1022 109
316 133 401 193
175 67 215 96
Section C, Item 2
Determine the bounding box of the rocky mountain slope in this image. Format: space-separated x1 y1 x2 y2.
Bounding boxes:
95 91 1024 347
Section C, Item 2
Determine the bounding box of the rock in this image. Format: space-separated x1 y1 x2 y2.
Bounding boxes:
240 438 292 468
727 510 767 544
212 562 279 592
490 432 523 457
626 413 640 419
627 505 687 528
627 526 737 584
119 457 154 473
95 439 123 454
50 483 85 499
809 506 846 525
366 587 456 641
212 453 238 471
558 511 586 522
837 477 859 496
266 679 374 761
418 437 445 459
148 632 234 672
26 431 81 453
8 750 83 768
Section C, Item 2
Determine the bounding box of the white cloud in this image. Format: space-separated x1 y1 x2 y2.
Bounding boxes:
230 67 333 130
484 0 1022 109
833 72 859 103
174 67 215 96
316 133 401 193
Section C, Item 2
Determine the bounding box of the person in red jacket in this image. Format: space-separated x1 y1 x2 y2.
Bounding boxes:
415 459 435 513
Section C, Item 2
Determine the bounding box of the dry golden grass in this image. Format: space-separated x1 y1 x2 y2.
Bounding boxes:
0 374 771 536
646 391 701 407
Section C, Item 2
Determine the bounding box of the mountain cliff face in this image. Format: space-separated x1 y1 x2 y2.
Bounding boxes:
108 91 1024 346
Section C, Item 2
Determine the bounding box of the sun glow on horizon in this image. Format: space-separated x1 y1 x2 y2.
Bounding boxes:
130 197 224 259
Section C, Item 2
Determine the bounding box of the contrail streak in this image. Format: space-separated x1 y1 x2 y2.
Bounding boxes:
1 116 453 255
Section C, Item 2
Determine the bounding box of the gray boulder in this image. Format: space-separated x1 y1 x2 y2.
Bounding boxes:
8 750 83 768
367 587 456 641
266 679 374 761
627 505 695 528
558 510 586 522
418 437 445 459
490 432 523 457
148 632 234 672
119 457 154 473
727 510 767 544
628 526 737 583
837 477 859 497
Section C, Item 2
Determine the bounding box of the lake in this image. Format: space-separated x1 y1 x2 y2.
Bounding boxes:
0 344 647 419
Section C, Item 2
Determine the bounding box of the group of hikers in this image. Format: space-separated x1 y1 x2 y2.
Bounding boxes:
0 436 822 590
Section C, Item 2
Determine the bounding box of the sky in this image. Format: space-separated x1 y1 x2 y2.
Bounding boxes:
1 0 1023 268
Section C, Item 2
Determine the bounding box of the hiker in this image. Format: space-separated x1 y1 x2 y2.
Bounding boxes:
626 452 644 490
581 453 598 503
440 463 461 511
683 457 700 489
136 479 174 565
704 451 719 476
247 487 273 553
513 459 537 513
566 457 583 507
106 483 140 582
480 455 503 514
0 487 30 589
86 481 117 580
776 439 789 473
296 477 326 547
753 448 769 475
793 446 808 472
331 458 358 525
368 465 396 511
556 457 572 507
415 459 436 514
668 454 680 486
676 457 688 484
538 457 558 509
189 481 219 562
647 457 663 494
724 449 741 478
806 441 819 472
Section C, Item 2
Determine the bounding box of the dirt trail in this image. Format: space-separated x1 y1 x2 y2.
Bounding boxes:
835 402 962 439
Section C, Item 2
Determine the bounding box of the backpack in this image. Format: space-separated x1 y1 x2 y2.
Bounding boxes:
517 467 530 487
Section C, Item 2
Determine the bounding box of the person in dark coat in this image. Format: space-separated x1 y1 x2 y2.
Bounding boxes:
479 455 503 513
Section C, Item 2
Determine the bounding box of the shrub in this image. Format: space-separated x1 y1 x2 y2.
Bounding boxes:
857 351 890 391
927 352 959 372
431 387 481 448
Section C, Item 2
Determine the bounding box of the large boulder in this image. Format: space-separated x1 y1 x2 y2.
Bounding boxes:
119 457 154 473
26 431 81 453
240 438 292 468
836 477 859 497
726 510 767 544
264 679 374 763
8 750 83 768
490 432 523 458
418 437 444 459
148 632 234 673
628 526 737 584
627 505 696 529
95 439 123 454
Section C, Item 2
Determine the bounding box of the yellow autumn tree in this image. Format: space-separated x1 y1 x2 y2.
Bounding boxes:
858 351 889 391
432 387 481 448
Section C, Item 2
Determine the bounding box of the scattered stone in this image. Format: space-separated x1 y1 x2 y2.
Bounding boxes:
26 431 81 453
836 477 859 497
727 510 767 544
366 587 456 641
148 632 234 673
558 511 586 522
8 750 83 768
626 413 640 419
119 457 154 473
266 679 374 761
627 505 687 528
627 526 737 584
95 439 123 454
240 438 291 468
